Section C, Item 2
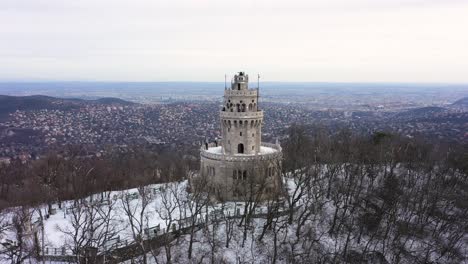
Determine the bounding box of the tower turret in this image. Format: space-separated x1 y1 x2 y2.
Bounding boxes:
231 71 249 90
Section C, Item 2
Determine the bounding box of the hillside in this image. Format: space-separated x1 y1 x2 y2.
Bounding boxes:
0 95 135 120
452 97 468 108
394 106 447 119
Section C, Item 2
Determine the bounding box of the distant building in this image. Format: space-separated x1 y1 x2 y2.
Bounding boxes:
192 72 283 201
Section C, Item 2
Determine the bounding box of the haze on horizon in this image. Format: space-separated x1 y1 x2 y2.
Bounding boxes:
1 0 468 83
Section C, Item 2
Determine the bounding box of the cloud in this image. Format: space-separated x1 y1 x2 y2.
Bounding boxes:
0 0 467 82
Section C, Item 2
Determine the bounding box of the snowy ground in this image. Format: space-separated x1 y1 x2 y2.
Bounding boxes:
31 180 267 250
2 165 467 263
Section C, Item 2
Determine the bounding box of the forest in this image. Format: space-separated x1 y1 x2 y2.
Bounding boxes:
0 125 467 263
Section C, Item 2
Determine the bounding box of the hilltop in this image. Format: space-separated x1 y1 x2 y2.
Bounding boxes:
0 95 136 120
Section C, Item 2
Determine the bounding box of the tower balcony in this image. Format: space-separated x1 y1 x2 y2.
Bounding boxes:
224 89 258 97
220 110 263 119
200 142 282 162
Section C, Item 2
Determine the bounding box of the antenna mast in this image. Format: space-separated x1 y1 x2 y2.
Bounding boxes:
257 74 260 110
224 74 227 90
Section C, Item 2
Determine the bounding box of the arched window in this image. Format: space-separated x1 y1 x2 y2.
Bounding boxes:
242 104 246 112
238 143 244 154
242 171 247 180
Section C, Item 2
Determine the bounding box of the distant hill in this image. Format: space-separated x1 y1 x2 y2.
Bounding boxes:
94 97 135 105
393 106 447 120
452 97 468 107
0 95 136 120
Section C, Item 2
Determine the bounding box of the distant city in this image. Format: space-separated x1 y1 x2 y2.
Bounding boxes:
0 82 466 162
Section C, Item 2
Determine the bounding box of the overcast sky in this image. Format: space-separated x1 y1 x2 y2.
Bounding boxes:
1 0 467 82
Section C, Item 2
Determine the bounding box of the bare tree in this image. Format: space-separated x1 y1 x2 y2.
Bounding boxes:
0 207 35 264
183 175 210 260
58 193 120 263
120 186 153 264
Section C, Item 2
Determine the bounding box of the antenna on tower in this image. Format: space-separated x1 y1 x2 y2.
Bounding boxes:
224 74 227 90
257 74 260 110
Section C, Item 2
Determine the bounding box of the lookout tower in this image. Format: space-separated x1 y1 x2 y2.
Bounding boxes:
193 71 283 201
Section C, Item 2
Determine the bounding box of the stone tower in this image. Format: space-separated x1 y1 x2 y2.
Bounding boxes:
221 72 262 155
194 72 283 201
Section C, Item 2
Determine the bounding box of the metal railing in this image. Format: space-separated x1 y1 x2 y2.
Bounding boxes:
224 89 258 97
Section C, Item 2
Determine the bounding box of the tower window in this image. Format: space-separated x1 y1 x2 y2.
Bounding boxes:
252 133 254 137
240 132 242 136
238 143 244 154
252 146 254 150
207 167 215 176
